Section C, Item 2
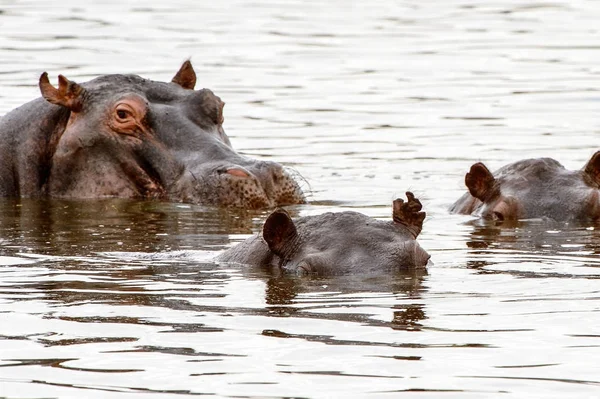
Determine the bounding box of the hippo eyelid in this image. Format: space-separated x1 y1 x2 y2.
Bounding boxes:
114 103 136 117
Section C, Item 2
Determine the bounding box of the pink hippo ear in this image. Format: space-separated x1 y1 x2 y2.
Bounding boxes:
39 72 85 112
465 162 495 201
262 209 298 256
583 151 600 187
171 60 197 90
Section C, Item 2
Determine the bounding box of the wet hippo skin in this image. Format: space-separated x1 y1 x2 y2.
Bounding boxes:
217 192 430 275
450 152 600 223
0 61 305 209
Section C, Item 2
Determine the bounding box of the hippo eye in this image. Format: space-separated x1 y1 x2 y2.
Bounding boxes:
492 211 504 222
110 96 148 135
115 107 133 121
114 103 139 123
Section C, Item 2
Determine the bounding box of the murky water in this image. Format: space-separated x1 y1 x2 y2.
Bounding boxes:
1 1 600 397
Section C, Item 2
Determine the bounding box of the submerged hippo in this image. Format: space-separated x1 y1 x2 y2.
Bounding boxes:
0 62 305 209
450 152 600 223
217 192 430 275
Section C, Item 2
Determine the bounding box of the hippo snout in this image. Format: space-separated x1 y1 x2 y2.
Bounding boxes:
174 160 305 209
406 241 430 269
248 161 287 198
216 161 305 208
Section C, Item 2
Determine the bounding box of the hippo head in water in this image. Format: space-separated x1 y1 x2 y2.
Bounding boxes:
0 61 305 208
217 192 430 275
450 152 600 223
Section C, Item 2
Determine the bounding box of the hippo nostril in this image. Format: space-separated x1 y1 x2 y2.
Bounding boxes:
225 168 251 178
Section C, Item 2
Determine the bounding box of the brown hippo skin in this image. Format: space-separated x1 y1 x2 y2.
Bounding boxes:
450 152 600 223
217 192 430 275
0 61 305 208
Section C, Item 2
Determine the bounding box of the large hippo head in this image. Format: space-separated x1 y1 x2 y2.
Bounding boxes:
217 192 430 275
0 61 305 208
450 152 600 223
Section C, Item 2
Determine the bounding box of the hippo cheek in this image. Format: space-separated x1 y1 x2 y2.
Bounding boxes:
49 132 169 199
50 155 165 199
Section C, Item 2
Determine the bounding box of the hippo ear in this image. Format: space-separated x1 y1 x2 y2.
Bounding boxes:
262 209 298 256
393 192 426 238
583 151 600 187
465 162 495 201
171 60 197 90
39 72 85 112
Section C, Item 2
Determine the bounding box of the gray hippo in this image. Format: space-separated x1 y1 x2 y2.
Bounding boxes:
450 152 600 223
0 61 305 209
217 192 430 275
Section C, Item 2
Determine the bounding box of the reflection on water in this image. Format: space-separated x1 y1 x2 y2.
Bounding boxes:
0 198 273 255
464 219 600 278
2 0 600 397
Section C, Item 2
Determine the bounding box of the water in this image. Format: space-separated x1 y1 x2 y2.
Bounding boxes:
1 1 600 397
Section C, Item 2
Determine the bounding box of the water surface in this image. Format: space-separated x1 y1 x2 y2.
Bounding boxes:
1 1 600 397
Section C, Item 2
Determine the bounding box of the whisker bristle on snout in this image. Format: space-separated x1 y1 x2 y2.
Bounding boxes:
284 166 313 198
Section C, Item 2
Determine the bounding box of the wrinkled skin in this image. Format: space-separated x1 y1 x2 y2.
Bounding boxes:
217 192 430 275
0 61 305 209
450 152 600 223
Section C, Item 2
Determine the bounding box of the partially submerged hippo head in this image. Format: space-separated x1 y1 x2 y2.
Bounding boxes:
450 152 600 223
0 61 305 208
217 192 430 275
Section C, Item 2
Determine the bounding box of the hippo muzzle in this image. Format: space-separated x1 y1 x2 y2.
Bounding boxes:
173 159 305 209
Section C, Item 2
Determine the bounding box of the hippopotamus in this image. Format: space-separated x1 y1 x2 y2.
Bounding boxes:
217 192 430 275
450 152 600 223
0 61 305 209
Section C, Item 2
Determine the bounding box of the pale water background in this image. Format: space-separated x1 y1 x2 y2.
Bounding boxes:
1 1 600 398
